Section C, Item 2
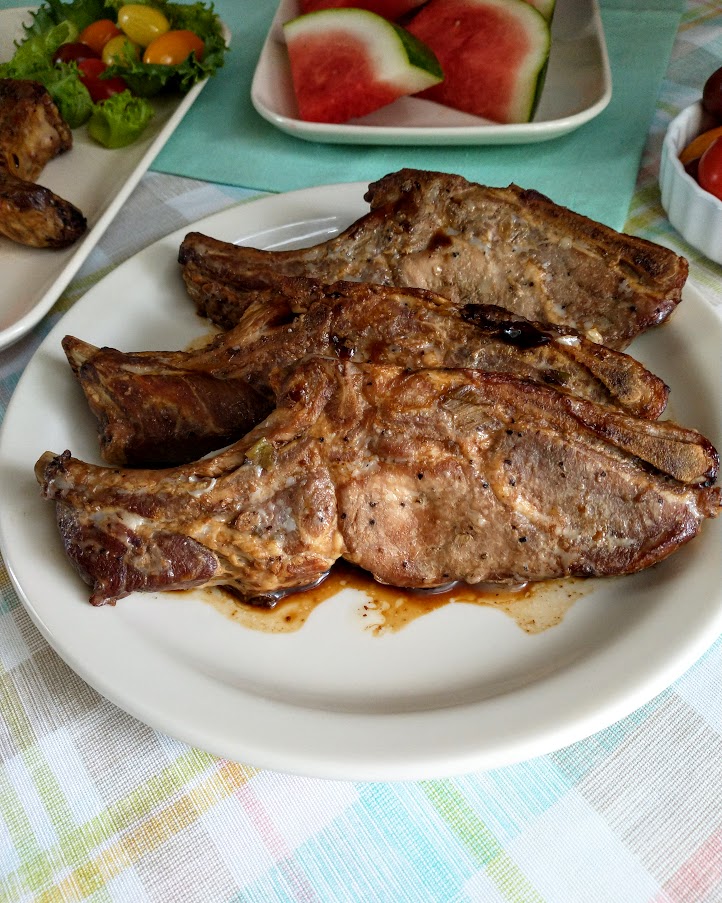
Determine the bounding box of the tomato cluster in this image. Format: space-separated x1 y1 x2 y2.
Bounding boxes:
50 3 205 103
680 66 722 202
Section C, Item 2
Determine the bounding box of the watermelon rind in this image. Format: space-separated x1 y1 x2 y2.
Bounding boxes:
283 8 444 95
407 0 551 124
525 0 555 20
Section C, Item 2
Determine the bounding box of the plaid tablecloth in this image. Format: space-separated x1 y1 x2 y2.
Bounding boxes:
1 3 722 901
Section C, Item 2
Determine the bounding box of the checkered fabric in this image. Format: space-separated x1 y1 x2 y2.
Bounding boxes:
1 3 721 901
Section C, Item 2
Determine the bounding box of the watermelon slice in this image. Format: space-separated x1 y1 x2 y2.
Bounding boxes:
525 0 555 19
298 0 427 21
406 0 551 124
284 9 444 124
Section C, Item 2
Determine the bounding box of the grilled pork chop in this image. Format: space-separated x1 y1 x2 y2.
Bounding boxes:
62 280 669 467
36 360 719 606
178 169 688 349
0 78 86 248
0 78 72 180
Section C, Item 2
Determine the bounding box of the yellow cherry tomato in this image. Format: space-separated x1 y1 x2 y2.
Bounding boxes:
143 30 205 66
102 34 141 66
117 4 170 47
78 19 122 55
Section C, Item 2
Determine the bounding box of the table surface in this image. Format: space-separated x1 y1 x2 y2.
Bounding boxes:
1 2 721 902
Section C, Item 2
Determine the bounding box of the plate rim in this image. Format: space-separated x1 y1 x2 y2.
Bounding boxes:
250 0 613 146
1 182 720 781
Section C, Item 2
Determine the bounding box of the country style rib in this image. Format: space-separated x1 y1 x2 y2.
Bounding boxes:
0 79 86 248
36 360 720 607
178 169 688 348
62 279 670 467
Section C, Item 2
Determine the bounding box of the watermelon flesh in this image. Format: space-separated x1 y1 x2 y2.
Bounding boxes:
406 0 551 124
284 9 443 124
299 0 427 21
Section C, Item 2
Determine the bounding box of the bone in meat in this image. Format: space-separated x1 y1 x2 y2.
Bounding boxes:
36 360 719 606
62 280 670 467
0 78 86 248
178 169 688 349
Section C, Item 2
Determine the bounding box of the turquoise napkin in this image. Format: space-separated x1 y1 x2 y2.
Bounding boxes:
152 0 684 230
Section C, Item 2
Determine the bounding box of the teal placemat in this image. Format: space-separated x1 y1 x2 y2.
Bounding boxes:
152 0 684 229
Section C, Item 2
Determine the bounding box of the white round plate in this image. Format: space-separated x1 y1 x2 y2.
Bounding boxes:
0 184 720 781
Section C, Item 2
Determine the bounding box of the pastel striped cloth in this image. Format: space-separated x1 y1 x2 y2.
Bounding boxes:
1 3 722 902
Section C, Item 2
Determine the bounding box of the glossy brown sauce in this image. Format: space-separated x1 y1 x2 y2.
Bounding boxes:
201 561 587 635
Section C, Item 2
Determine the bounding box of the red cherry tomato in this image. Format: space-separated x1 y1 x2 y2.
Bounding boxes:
76 58 128 103
78 19 122 55
84 75 129 103
52 41 99 65
698 136 722 201
78 57 107 79
143 30 204 66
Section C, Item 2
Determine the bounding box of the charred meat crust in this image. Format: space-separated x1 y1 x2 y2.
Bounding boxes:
0 166 86 248
0 78 72 181
0 79 86 249
178 168 688 349
36 361 719 606
62 281 670 468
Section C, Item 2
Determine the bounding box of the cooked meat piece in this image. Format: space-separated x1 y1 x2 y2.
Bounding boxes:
0 165 86 248
36 360 719 606
178 168 688 349
0 79 86 248
0 79 72 181
63 280 669 467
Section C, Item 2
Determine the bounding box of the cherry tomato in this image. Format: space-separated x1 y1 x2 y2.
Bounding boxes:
698 136 722 201
702 66 722 120
84 74 129 103
679 125 722 166
102 34 141 66
76 58 128 103
143 30 204 66
78 57 107 79
52 41 99 65
117 4 170 47
78 19 122 55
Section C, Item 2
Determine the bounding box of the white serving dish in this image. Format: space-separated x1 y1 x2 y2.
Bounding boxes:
251 0 612 146
0 6 229 352
659 102 722 265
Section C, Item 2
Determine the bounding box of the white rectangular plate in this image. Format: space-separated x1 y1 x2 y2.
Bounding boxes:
251 0 612 146
0 6 228 351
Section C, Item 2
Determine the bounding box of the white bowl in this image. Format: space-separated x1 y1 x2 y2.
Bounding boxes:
659 102 722 265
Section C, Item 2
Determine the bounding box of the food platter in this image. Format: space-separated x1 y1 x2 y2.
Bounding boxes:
0 6 228 352
251 0 612 146
1 184 720 781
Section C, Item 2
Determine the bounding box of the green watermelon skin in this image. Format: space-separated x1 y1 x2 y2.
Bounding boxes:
407 0 551 124
299 0 427 20
284 9 443 124
525 0 555 19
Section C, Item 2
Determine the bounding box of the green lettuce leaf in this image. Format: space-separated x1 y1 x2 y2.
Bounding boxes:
87 89 154 147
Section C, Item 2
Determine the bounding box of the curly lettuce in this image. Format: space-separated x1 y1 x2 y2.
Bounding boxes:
87 90 154 147
0 0 228 145
15 0 228 96
0 22 94 126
